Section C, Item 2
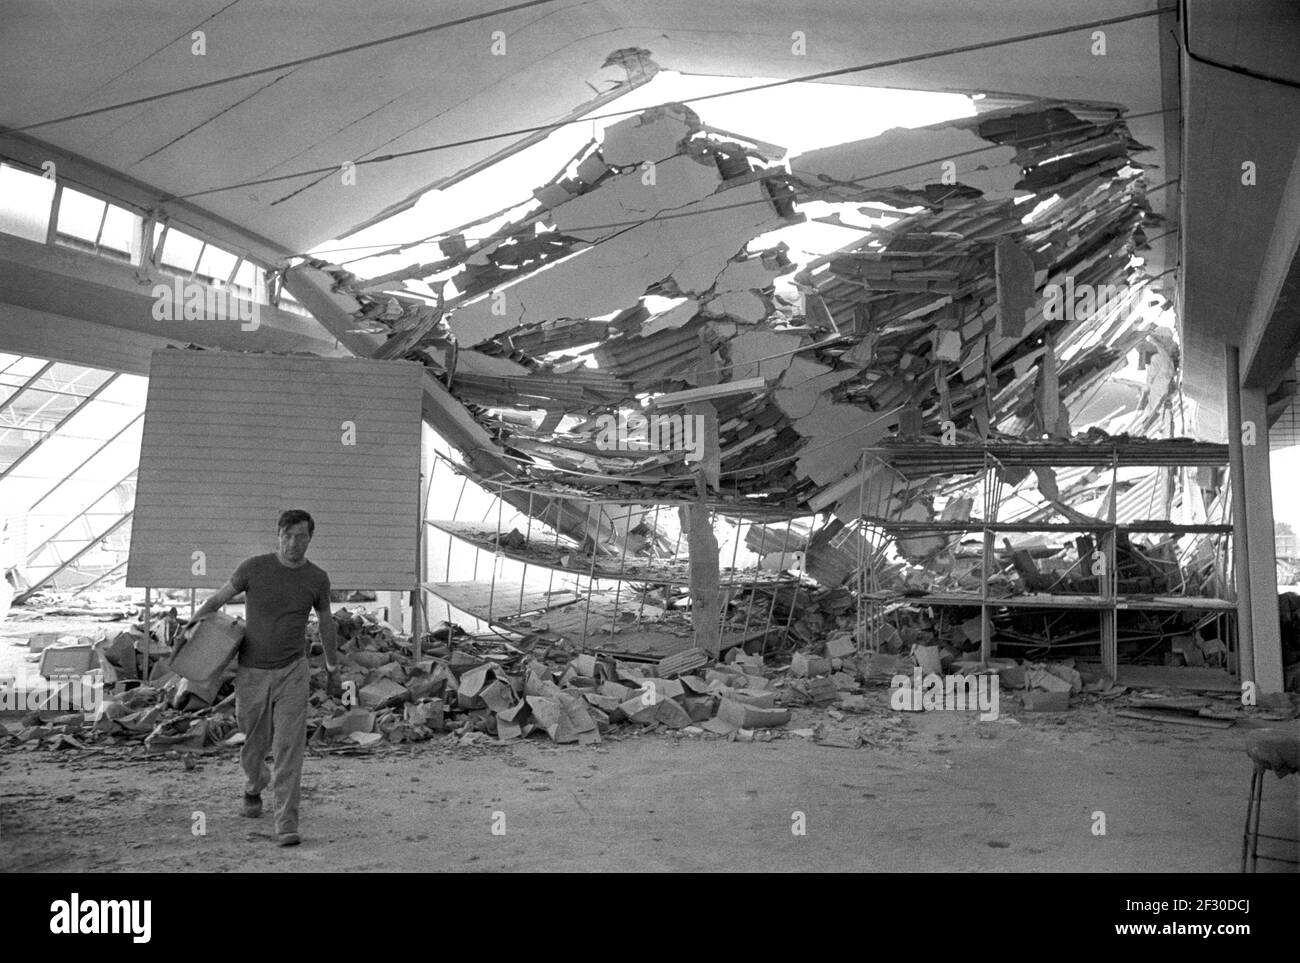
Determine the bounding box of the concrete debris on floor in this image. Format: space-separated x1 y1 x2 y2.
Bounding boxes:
6 609 1296 761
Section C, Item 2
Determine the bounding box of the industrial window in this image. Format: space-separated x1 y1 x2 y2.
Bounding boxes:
53 187 143 263
54 187 104 247
231 258 266 302
152 222 267 302
0 162 56 243
98 203 140 261
157 224 205 275
195 243 238 287
0 356 147 597
0 365 115 456
1270 355 1300 451
0 355 50 409
1 169 143 262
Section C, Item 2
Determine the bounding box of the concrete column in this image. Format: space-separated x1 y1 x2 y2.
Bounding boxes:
381 590 406 632
682 498 721 658
1226 345 1254 682
1239 386 1286 694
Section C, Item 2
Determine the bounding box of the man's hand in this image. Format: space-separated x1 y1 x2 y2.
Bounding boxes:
326 666 343 700
181 582 238 638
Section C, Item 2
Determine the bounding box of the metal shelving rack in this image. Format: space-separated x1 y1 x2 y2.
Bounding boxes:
854 440 1235 682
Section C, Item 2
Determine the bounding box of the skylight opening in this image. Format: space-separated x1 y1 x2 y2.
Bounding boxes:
313 72 976 286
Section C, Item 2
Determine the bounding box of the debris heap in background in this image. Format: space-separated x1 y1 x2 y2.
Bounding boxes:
7 605 1292 757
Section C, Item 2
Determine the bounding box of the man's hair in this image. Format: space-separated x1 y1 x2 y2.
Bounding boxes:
278 509 315 536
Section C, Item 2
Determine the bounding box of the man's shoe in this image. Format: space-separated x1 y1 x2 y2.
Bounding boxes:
277 832 301 847
242 794 262 818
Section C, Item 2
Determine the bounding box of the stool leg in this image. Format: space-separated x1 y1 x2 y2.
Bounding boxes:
1241 767 1259 873
1249 765 1265 872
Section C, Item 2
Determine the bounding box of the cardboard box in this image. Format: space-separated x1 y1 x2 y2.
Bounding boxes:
790 652 833 677
360 678 409 708
169 613 243 684
805 677 839 704
1022 690 1069 712
27 632 60 653
99 630 141 679
38 642 95 678
824 635 857 659
725 687 777 708
717 698 790 729
173 674 221 709
406 700 444 731
322 708 376 737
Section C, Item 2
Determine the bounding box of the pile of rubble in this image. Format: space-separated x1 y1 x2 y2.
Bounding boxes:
1 610 236 753
7 605 1291 756
311 609 795 748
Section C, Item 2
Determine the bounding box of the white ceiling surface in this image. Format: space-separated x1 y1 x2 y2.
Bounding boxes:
0 0 1174 255
1178 0 1300 423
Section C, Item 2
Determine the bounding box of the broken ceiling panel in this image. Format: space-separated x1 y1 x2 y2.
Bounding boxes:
600 106 699 167
446 175 788 346
702 252 791 321
793 122 1024 201
551 153 720 240
294 98 1169 528
728 329 804 382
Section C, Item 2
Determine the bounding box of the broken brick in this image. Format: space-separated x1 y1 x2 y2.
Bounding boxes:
723 687 777 709
359 678 409 708
322 708 376 737
1026 668 1072 694
682 694 716 722
654 698 693 729
403 700 443 731
479 679 516 713
716 698 790 729
618 695 660 725
824 635 857 659
1022 690 1070 712
790 652 832 677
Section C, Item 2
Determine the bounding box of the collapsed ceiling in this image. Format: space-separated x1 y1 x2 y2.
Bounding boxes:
297 97 1173 528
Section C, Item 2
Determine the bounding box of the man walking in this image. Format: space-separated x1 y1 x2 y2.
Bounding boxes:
186 509 339 846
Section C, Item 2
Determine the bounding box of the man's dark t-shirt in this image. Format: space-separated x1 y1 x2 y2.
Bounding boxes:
230 554 331 669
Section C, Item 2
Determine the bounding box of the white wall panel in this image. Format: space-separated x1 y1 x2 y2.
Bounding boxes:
127 350 423 589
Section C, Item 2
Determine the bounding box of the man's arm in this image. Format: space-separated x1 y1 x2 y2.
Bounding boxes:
315 596 338 670
183 581 239 631
316 592 342 699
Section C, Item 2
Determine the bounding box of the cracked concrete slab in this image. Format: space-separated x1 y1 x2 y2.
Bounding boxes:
702 255 790 321
793 124 1023 200
600 105 699 167
551 154 721 241
774 357 860 418
447 179 783 345
729 330 803 382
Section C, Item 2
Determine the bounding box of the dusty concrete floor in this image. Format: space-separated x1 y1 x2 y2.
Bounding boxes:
3 610 1297 873
3 705 1296 873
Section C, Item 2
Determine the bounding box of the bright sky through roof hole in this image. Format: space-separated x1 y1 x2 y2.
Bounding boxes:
311 71 976 280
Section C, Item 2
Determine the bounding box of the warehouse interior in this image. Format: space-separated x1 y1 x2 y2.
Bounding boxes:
1 0 1298 873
